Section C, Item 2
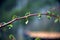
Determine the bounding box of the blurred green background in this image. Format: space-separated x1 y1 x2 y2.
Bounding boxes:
0 0 60 40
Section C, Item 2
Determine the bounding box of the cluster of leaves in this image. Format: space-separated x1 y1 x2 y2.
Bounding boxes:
37 11 60 23
47 11 60 23
25 12 30 24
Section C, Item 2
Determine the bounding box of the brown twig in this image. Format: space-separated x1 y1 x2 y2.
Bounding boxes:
0 13 59 28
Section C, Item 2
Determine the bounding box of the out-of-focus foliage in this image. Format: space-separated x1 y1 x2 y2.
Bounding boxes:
54 18 59 23
47 15 51 20
9 34 16 40
35 38 41 40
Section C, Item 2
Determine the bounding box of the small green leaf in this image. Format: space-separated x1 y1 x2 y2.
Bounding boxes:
8 24 13 29
47 11 51 14
35 38 41 40
9 34 13 39
12 15 17 19
47 15 51 20
8 24 13 27
25 20 29 24
37 13 41 19
9 34 16 40
25 11 30 16
54 18 59 23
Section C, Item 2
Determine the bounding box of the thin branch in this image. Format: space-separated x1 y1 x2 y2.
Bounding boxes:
0 13 59 28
